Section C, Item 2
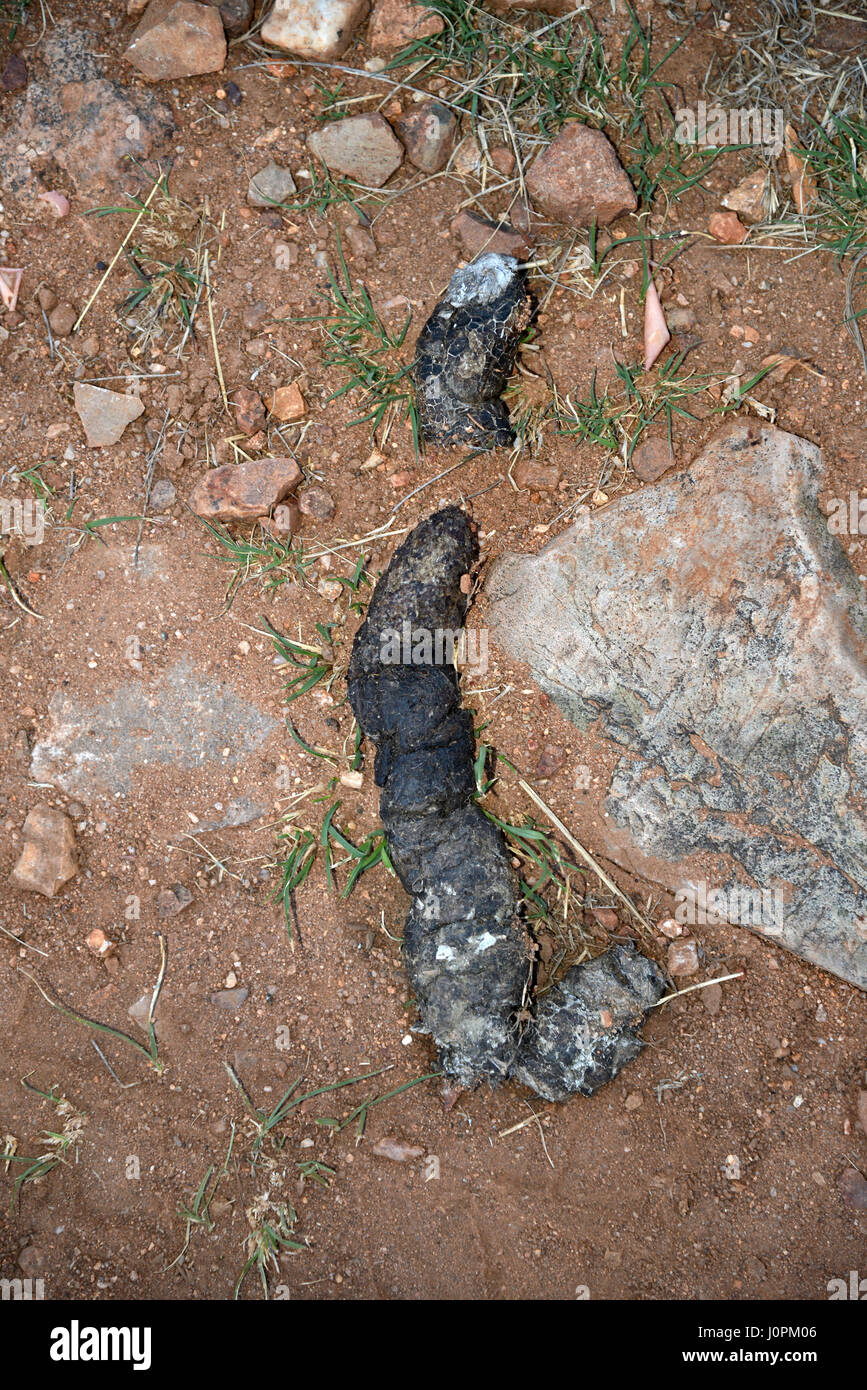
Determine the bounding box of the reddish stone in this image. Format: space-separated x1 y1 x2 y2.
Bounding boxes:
189 457 302 520
451 210 531 260
125 0 227 80
233 385 266 435
526 123 637 227
368 0 444 51
631 437 675 483
709 210 748 245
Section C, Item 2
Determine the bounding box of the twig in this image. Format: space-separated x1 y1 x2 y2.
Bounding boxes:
73 176 161 334
203 248 229 412
517 777 652 930
653 972 744 1006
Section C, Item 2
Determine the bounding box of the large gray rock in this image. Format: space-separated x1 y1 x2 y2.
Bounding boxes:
487 423 867 989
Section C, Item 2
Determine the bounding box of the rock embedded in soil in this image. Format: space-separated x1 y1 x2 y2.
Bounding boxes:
125 0 227 80
631 436 675 482
0 24 174 197
487 423 867 991
372 1136 425 1161
721 168 770 224
667 939 699 977
368 0 444 50
308 113 404 188
839 1168 867 1210
149 477 176 513
189 456 302 520
395 99 458 172
298 485 335 520
31 658 277 798
200 0 252 35
261 0 370 59
157 883 193 918
210 987 249 1009
526 123 637 227
73 383 145 447
709 210 748 245
344 223 377 259
10 806 78 897
1 53 27 92
47 302 77 337
512 456 560 491
451 210 531 260
247 161 297 208
265 382 306 422
233 385 266 435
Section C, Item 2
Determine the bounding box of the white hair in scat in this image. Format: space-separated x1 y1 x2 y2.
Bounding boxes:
442 252 520 308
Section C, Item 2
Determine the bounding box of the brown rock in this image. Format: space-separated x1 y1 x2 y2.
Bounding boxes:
701 981 723 1015
10 806 77 897
512 456 560 490
721 169 770 225
839 1167 867 1211
73 383 144 447
200 0 252 36
298 485 335 520
631 436 675 482
451 209 531 259
190 457 302 520
345 223 377 259
233 385 266 434
709 210 748 245
1 53 28 93
241 300 268 330
36 286 58 313
48 301 77 337
262 0 369 59
489 145 516 176
265 382 306 422
125 0 227 81
247 160 296 208
157 882 193 918
210 987 249 1009
369 0 444 50
526 123 637 227
667 939 699 976
535 742 566 778
270 501 301 535
308 113 403 188
395 99 458 173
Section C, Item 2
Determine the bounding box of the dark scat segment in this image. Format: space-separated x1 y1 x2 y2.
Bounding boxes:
347 505 667 1094
347 506 530 1085
413 253 534 448
512 945 668 1102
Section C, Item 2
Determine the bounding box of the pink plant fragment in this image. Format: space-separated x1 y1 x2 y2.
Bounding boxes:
644 278 670 372
0 268 23 311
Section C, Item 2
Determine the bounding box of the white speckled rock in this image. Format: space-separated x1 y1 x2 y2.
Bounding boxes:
261 0 369 59
307 112 403 187
488 423 867 989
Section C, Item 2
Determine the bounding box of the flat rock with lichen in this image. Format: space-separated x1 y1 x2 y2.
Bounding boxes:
488 424 867 990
